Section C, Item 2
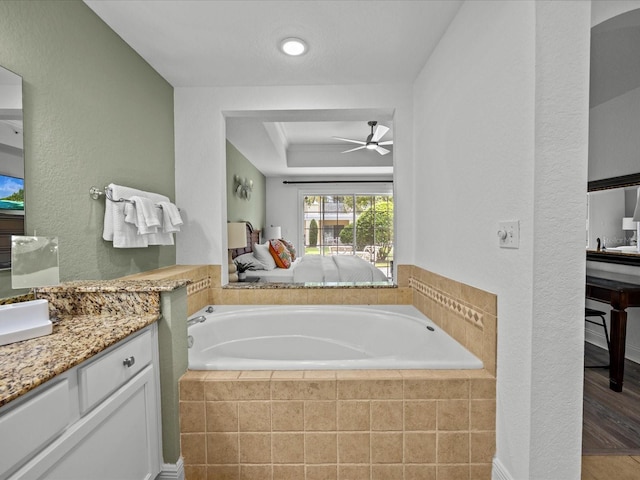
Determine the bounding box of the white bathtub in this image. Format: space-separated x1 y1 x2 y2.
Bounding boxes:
187 304 483 370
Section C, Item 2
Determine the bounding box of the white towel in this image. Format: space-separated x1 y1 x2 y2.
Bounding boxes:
103 184 148 248
126 196 161 235
102 183 176 248
158 201 183 233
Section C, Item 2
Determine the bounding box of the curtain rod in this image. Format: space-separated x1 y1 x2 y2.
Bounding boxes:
283 180 393 185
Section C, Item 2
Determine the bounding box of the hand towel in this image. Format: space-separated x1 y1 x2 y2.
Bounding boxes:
128 196 161 235
158 201 183 233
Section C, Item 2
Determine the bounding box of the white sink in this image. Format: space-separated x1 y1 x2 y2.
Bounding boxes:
0 299 52 346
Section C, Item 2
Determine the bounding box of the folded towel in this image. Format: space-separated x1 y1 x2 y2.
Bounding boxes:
126 196 161 235
158 201 183 233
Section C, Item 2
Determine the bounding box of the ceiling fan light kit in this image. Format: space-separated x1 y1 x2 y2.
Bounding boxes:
333 120 393 156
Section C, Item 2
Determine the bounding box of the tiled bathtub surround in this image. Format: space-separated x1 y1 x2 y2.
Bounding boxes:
179 369 495 480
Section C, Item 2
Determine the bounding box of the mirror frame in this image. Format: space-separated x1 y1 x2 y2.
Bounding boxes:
587 172 640 266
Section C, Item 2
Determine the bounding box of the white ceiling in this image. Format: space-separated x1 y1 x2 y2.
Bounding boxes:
84 0 463 177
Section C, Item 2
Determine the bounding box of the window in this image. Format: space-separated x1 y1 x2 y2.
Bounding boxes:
302 194 394 278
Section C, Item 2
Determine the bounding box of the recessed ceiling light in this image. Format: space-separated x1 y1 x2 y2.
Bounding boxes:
280 37 307 56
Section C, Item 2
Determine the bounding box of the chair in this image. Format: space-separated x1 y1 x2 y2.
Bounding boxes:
585 307 610 368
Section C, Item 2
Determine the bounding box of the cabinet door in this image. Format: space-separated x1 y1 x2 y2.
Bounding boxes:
13 366 160 480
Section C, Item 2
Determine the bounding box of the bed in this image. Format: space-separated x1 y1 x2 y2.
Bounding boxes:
230 223 389 284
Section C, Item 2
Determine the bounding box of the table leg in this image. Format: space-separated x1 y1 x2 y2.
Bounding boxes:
609 308 628 392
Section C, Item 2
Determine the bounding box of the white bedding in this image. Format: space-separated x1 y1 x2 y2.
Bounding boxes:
243 254 389 284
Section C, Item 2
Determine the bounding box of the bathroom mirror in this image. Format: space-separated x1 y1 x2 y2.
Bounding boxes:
587 173 640 266
0 65 25 271
11 236 60 289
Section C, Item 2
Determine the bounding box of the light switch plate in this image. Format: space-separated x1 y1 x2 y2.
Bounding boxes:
498 221 520 248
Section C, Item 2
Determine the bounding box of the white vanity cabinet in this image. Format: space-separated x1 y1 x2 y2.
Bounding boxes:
0 323 162 480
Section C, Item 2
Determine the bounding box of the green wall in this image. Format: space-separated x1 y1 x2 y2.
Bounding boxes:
0 0 175 298
226 140 266 229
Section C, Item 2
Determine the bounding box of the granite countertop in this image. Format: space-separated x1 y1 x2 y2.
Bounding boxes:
0 312 159 408
37 279 189 293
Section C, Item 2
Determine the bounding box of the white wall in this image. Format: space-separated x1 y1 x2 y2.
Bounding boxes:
412 2 590 479
174 84 413 283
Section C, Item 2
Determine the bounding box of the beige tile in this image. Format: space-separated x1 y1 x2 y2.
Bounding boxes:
272 433 304 463
206 401 238 432
404 464 436 480
470 378 496 399
205 380 270 401
338 465 370 480
470 431 496 463
338 379 402 399
205 370 242 380
238 433 271 464
306 464 337 480
438 399 470 431
180 401 205 433
305 433 337 464
181 433 206 465
337 432 370 463
206 465 239 480
271 401 304 431
470 399 496 431
302 380 336 400
239 370 273 379
271 370 305 379
304 370 337 379
206 433 239 464
337 401 370 431
469 463 493 480
305 401 337 431
371 401 403 431
371 432 403 463
184 465 207 480
239 464 272 480
371 464 403 480
438 432 469 464
404 432 436 463
180 374 206 401
238 401 271 432
404 379 469 399
272 465 305 480
437 464 469 480
404 400 436 431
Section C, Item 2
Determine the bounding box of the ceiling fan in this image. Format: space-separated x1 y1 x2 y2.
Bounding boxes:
333 121 393 156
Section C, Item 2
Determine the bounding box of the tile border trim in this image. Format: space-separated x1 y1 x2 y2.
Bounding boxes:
409 277 484 329
187 277 211 296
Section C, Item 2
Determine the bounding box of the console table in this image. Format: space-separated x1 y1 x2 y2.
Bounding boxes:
586 274 640 392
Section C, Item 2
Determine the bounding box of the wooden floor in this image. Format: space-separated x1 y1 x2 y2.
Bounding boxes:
582 342 640 479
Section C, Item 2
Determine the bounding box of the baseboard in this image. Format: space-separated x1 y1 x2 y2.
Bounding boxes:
585 330 640 364
156 457 184 480
492 457 513 480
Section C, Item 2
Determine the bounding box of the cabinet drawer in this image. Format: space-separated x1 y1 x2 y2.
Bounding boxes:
79 328 152 414
0 379 70 476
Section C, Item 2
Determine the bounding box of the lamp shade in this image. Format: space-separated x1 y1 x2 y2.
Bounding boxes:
623 217 638 230
633 192 640 222
227 222 247 249
263 225 282 241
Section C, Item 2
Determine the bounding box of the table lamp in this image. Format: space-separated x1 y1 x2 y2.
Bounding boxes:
623 217 638 246
227 222 247 283
263 225 282 242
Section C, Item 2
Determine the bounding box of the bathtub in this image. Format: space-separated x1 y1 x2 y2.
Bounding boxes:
187 304 483 370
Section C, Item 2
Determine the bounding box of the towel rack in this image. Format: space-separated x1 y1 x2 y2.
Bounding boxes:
89 186 180 210
89 186 134 204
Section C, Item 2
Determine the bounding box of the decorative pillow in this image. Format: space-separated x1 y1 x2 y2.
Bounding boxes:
280 239 297 261
252 242 277 270
268 239 293 269
234 253 265 271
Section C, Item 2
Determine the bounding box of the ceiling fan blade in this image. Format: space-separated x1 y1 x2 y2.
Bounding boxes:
333 136 366 145
378 140 393 146
371 124 389 142
342 145 367 153
375 146 391 155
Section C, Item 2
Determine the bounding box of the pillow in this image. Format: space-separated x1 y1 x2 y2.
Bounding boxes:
268 239 293 269
252 242 277 270
280 239 297 261
234 253 265 271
